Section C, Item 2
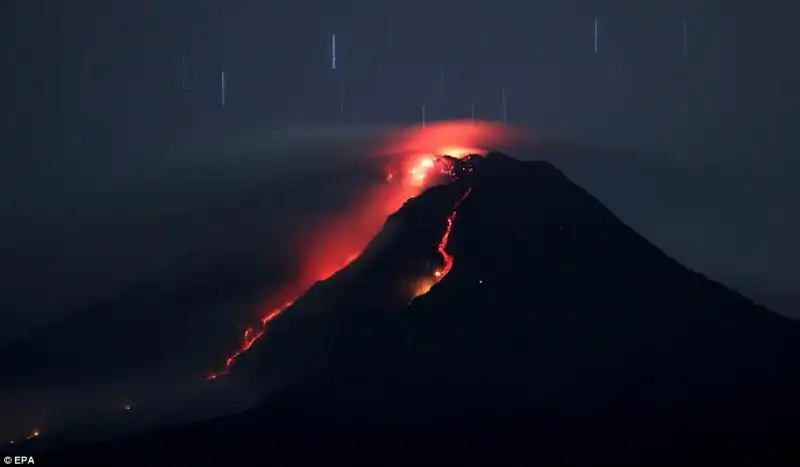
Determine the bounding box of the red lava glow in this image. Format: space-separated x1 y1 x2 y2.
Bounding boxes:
413 187 473 299
205 299 294 380
207 120 516 379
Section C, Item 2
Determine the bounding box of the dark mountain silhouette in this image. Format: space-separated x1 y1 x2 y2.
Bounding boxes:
19 152 800 465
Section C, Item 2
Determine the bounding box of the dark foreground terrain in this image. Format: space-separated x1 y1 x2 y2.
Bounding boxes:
14 153 800 465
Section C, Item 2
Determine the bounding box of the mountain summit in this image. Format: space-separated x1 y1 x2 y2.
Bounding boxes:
29 152 800 465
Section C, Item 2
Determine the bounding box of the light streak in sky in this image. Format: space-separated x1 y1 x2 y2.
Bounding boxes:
683 19 688 56
221 70 226 107
593 17 599 55
332 33 337 70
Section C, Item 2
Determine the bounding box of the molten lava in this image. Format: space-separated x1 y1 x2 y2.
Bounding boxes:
436 188 472 280
413 187 473 299
206 299 295 380
208 120 516 379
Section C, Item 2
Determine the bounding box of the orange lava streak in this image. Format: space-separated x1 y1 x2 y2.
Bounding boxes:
414 187 473 299
206 300 294 380
436 187 472 282
207 250 362 379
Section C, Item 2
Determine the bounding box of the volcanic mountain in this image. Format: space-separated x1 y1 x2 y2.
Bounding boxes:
21 152 800 465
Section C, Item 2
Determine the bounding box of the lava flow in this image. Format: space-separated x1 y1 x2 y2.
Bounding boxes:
437 187 473 280
206 300 294 380
207 121 515 380
413 187 473 299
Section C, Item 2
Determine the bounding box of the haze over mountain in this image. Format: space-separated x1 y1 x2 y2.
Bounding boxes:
19 151 800 465
2 121 798 449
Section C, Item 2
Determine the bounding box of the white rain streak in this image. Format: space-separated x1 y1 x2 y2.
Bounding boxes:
683 19 688 56
332 33 337 70
221 70 226 107
593 17 599 55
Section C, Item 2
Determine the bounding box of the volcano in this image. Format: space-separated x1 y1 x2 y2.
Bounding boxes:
20 152 800 465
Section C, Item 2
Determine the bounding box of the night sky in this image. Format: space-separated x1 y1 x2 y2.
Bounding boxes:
0 0 798 339
3 0 798 172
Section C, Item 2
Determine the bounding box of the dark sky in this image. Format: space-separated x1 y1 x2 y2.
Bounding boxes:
2 0 798 174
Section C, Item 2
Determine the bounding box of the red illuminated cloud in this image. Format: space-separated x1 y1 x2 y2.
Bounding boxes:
380 119 525 157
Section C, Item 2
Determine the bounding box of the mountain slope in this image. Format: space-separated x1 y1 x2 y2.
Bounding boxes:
25 152 800 465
